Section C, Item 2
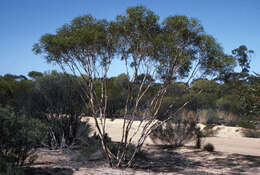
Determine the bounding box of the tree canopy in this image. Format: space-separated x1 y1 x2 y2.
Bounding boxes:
33 6 235 84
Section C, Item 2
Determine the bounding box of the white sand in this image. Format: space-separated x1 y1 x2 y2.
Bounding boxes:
83 117 260 156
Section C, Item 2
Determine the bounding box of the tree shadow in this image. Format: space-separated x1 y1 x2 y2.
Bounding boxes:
132 145 260 174
26 148 107 175
23 167 74 175
29 146 260 174
133 145 203 173
209 154 260 174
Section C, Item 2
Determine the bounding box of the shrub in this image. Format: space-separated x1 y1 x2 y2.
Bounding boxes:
0 107 47 174
225 120 239 127
28 73 92 149
198 109 220 125
72 134 102 162
100 133 144 161
238 120 256 129
201 125 216 137
150 119 197 147
75 133 145 162
243 129 260 138
44 114 91 149
203 143 214 152
226 120 256 129
206 109 220 125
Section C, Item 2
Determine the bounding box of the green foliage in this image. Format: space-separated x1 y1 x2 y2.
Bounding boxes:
28 71 43 80
76 133 145 162
243 129 260 138
157 97 176 120
232 45 253 73
0 75 35 115
190 79 220 110
29 71 85 117
238 120 256 129
157 82 189 120
107 141 145 161
205 109 220 125
41 114 91 149
12 80 35 114
73 134 103 162
33 6 232 84
200 125 216 137
216 95 242 115
3 74 27 81
203 143 214 152
0 162 24 175
243 73 260 117
0 107 47 172
106 75 129 117
0 78 14 107
100 133 144 161
197 109 220 125
150 119 197 147
44 114 92 149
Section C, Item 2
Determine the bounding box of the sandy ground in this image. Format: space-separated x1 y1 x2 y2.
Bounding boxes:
27 117 260 175
30 146 260 175
85 117 260 156
205 137 260 156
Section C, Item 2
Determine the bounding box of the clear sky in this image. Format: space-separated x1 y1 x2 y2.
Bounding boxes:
0 0 259 77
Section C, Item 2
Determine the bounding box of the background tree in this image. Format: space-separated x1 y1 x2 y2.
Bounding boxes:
28 71 43 80
28 71 90 149
0 77 14 107
232 45 254 74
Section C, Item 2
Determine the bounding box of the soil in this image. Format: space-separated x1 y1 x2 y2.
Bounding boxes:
26 145 260 175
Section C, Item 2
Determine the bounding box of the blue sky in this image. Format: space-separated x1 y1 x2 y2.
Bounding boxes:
0 0 259 77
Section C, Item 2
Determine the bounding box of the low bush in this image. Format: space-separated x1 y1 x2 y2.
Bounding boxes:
238 120 256 129
201 125 216 137
226 120 256 129
203 143 214 152
206 109 220 125
243 129 260 138
150 119 198 147
75 133 146 163
0 107 47 174
198 109 220 124
44 114 91 149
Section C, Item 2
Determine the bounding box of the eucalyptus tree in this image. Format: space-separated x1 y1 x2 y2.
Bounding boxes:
232 45 254 74
33 15 119 165
0 77 14 107
240 73 260 118
33 6 235 167
28 71 44 80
